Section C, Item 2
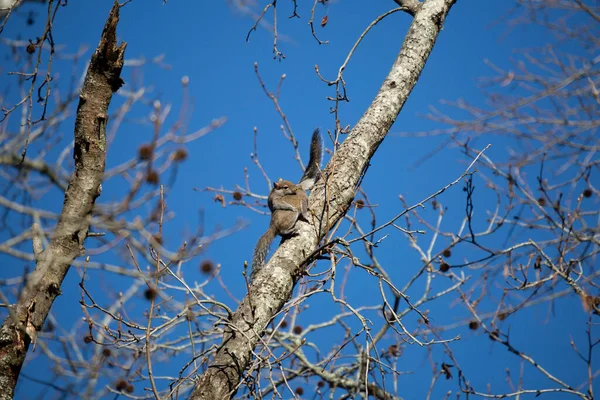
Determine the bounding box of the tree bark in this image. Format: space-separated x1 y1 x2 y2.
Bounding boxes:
191 0 456 398
0 2 126 398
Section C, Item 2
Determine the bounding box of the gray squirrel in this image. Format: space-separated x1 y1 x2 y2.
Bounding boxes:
251 129 323 279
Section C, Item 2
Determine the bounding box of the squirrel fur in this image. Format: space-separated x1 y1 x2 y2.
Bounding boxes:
251 129 323 279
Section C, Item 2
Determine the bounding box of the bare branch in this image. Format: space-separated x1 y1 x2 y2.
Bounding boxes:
0 2 126 397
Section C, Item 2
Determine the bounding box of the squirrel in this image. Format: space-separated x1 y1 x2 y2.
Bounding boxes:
250 128 323 279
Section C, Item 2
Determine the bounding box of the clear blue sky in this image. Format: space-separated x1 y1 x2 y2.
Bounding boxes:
1 1 594 398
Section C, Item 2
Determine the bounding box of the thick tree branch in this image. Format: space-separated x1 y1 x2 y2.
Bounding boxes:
0 2 126 398
191 0 456 398
393 0 422 16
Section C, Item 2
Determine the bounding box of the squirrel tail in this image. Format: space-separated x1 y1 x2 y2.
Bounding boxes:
251 226 276 279
298 128 323 190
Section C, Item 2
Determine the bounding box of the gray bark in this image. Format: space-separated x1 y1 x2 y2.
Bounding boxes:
191 0 456 398
0 2 126 398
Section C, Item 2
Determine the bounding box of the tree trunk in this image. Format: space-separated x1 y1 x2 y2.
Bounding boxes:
0 2 126 398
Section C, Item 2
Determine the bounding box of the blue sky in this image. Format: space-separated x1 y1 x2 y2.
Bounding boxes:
1 0 596 399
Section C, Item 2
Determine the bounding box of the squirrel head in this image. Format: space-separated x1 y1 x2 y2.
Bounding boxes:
272 179 298 195
272 179 301 196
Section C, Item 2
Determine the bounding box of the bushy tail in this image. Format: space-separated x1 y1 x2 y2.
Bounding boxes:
251 226 276 279
298 128 323 190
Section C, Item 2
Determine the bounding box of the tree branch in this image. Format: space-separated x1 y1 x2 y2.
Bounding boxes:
0 154 69 192
191 0 456 398
393 0 422 16
0 2 126 398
